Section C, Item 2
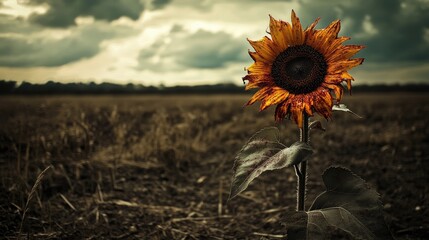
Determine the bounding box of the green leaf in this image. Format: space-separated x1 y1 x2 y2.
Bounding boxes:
332 104 362 118
228 127 313 200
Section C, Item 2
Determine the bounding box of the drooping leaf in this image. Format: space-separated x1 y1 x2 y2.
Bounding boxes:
282 167 394 239
228 127 313 200
332 104 362 118
284 208 375 240
307 207 376 239
309 167 394 239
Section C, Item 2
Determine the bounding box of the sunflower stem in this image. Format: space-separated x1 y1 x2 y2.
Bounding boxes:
296 112 309 211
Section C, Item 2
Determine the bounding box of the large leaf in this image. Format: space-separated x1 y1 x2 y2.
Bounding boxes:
283 167 394 239
229 127 313 200
310 167 393 239
284 207 375 240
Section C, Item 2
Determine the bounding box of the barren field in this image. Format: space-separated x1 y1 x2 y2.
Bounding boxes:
0 93 428 239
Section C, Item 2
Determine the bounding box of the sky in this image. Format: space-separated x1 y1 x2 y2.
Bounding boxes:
0 0 428 86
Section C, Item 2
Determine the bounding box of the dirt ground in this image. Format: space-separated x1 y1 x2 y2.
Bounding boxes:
0 93 428 239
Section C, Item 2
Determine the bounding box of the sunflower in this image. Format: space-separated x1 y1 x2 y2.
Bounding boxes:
244 10 364 128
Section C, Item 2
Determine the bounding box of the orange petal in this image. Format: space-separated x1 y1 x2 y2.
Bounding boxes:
322 83 343 102
313 20 341 55
248 50 266 63
275 94 294 121
327 58 365 74
275 102 286 122
325 72 354 86
243 73 272 84
269 15 288 51
327 45 365 62
246 87 272 105
244 75 274 90
346 79 352 91
312 88 333 119
291 10 304 46
246 62 271 75
302 95 314 116
324 74 343 84
289 95 305 128
248 37 278 63
304 17 320 43
341 71 354 81
319 36 350 57
260 88 290 110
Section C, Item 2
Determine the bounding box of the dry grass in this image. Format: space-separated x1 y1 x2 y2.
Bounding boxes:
0 93 428 239
17 165 52 239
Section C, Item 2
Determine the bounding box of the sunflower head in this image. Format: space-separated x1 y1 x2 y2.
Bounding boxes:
243 10 364 128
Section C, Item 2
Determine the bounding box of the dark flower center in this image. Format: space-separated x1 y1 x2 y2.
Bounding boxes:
271 45 327 94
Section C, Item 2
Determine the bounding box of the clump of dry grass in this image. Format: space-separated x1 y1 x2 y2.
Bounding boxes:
18 165 51 239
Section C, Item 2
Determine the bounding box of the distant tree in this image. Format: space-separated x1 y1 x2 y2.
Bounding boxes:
5 80 429 95
0 80 17 94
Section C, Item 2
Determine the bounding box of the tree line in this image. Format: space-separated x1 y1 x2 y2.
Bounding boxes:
0 80 428 95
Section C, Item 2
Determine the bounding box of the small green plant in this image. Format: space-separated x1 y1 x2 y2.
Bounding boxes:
229 10 393 239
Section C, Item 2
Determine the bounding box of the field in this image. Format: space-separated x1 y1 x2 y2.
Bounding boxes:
0 93 428 239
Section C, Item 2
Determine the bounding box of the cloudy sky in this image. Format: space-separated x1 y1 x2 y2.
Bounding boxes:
0 0 428 86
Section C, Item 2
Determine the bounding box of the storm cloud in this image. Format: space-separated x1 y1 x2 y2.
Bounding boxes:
0 0 428 84
27 0 144 27
297 0 429 63
151 0 172 10
138 26 248 71
0 15 137 67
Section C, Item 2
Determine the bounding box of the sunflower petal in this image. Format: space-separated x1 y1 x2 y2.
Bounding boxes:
248 37 277 62
312 88 333 119
303 95 314 116
306 17 320 33
260 88 290 110
322 83 343 102
313 20 341 55
327 45 365 62
291 10 304 45
324 74 343 84
275 94 294 121
341 71 354 81
275 102 286 122
243 73 272 83
243 74 274 90
321 36 350 57
304 17 320 43
346 79 352 91
328 58 365 74
246 62 271 75
269 15 288 51
248 51 265 63
246 87 272 105
289 95 305 128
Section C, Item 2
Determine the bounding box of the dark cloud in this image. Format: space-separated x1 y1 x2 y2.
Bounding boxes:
0 14 40 33
138 26 248 71
27 0 144 28
0 16 136 67
175 30 247 68
297 0 429 63
151 0 172 10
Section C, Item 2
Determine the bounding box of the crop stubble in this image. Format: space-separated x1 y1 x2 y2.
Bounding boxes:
0 93 428 239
